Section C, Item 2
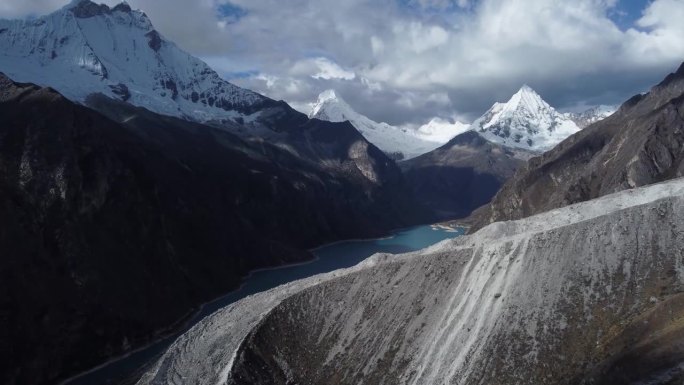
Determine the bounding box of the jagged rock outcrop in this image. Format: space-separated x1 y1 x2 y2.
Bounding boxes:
0 74 424 385
139 177 684 385
400 131 532 219
471 62 684 231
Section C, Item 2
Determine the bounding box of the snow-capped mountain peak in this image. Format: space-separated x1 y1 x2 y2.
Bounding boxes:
415 117 470 143
309 90 469 160
0 1 269 128
505 85 550 113
309 89 357 123
316 89 339 104
472 85 580 152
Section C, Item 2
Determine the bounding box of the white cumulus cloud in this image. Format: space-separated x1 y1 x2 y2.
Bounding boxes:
2 0 683 125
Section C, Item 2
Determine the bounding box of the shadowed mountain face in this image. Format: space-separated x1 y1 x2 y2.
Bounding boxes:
400 131 531 220
0 74 425 385
471 62 684 231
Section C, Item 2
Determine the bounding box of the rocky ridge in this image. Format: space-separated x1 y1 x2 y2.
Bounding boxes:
564 105 617 129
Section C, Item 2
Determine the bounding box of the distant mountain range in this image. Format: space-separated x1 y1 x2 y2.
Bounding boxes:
309 90 469 160
311 86 615 159
305 86 617 221
564 105 617 129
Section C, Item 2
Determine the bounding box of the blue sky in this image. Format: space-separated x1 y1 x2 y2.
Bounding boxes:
217 2 246 22
610 0 651 30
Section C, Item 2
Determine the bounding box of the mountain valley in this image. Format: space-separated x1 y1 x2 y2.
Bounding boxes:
135 61 684 385
0 71 423 384
0 0 682 384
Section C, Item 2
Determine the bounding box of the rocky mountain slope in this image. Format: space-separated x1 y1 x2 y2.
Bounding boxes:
400 131 532 219
138 176 684 385
309 90 469 160
0 0 282 130
472 85 581 152
0 74 424 385
472 62 684 231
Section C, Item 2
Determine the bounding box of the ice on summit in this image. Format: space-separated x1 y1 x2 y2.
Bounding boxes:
471 85 581 152
0 0 266 127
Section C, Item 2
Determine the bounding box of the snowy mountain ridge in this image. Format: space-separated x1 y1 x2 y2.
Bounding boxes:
564 104 617 129
0 0 270 127
309 90 469 160
472 85 581 152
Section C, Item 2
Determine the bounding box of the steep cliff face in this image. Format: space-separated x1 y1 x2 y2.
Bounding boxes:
139 177 684 385
471 62 684 231
0 74 424 385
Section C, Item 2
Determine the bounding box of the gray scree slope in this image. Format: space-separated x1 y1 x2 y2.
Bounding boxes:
139 178 684 385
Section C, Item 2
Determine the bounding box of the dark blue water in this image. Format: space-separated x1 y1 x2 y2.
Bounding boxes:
64 224 465 384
